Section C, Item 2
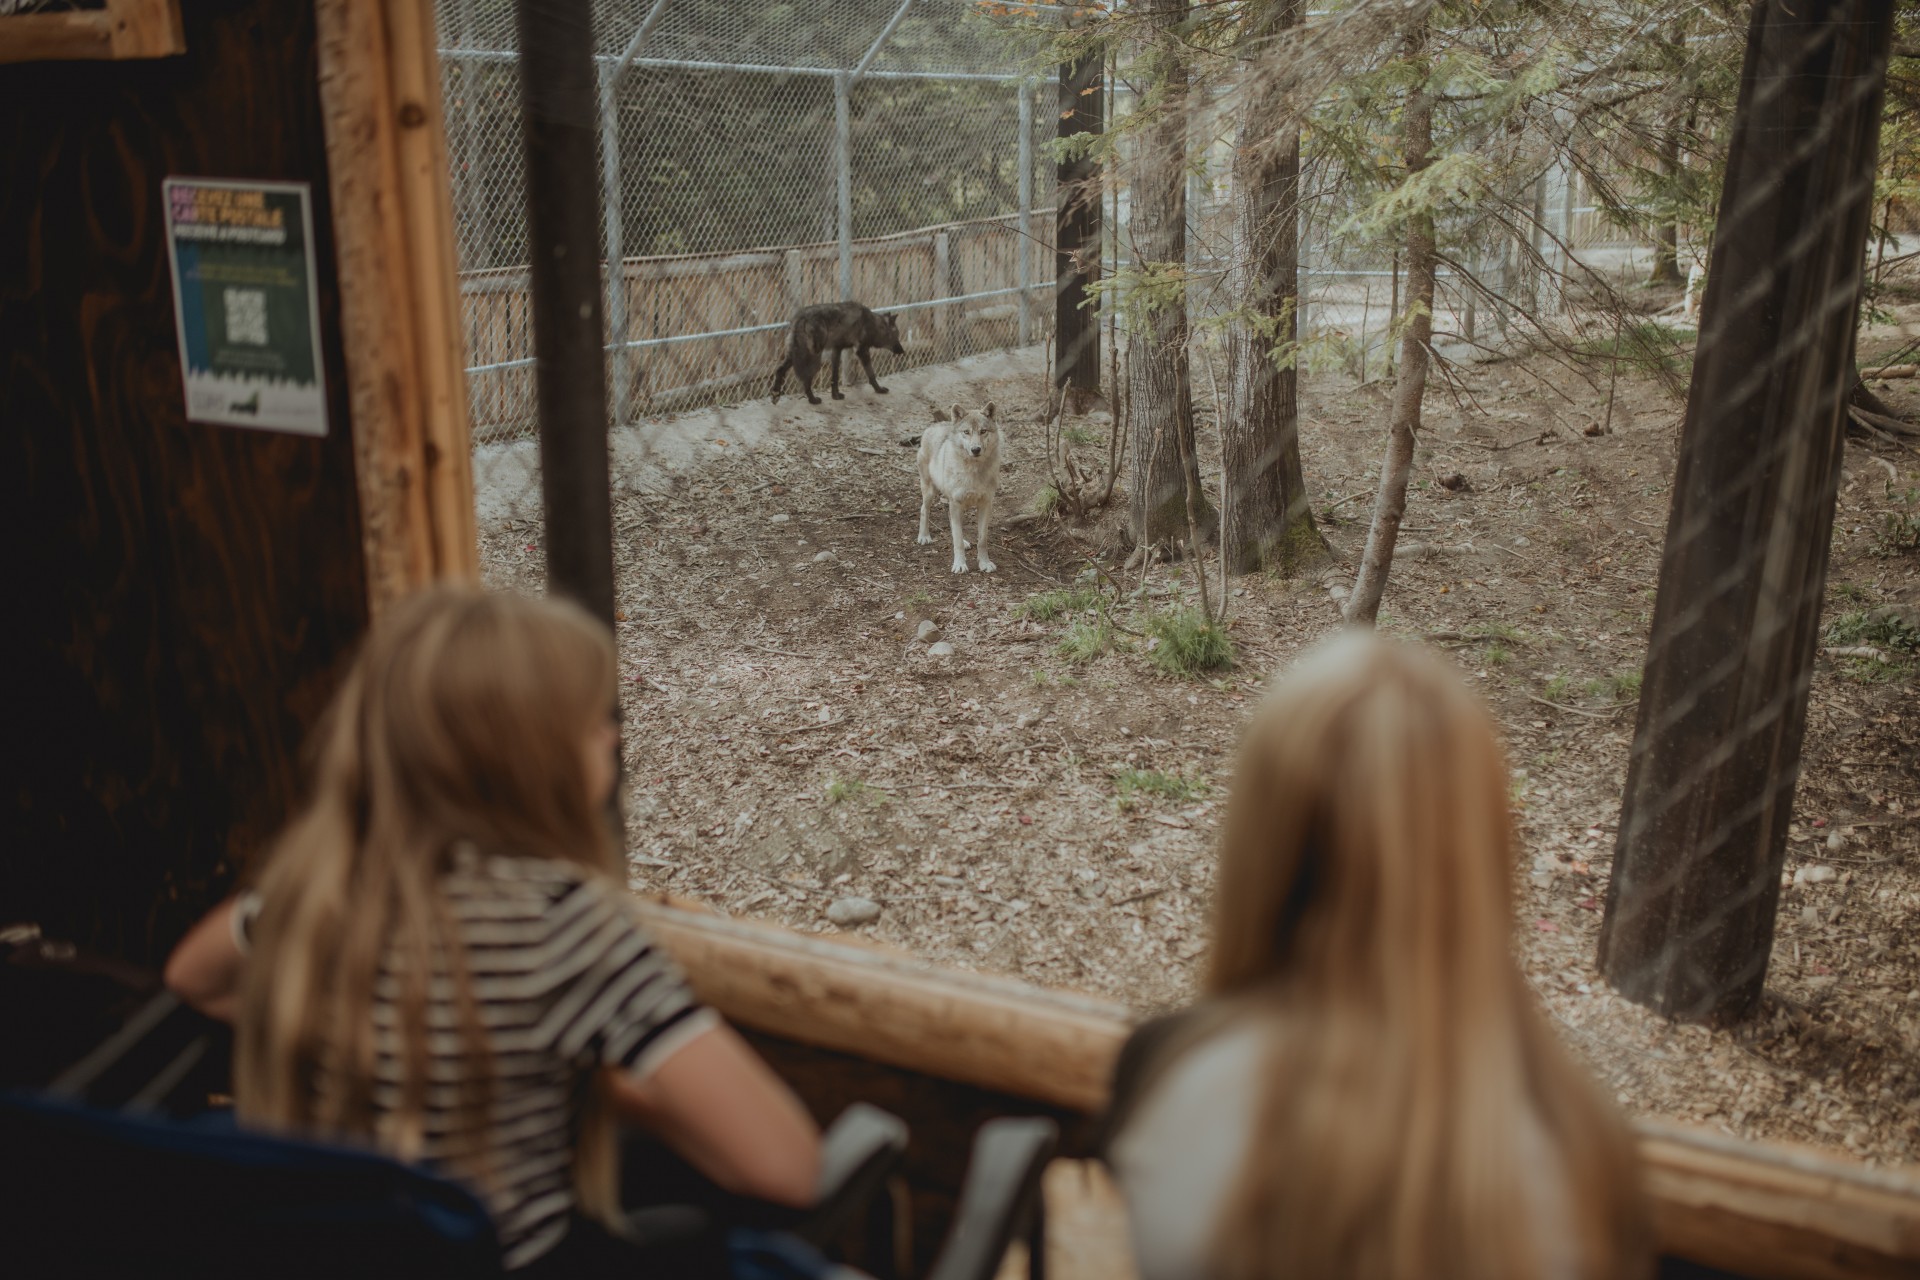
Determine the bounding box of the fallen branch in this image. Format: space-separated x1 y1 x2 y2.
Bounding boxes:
1823 645 1892 663
1528 693 1637 720
1860 364 1919 379
1846 408 1920 455
743 641 821 660
1848 404 1920 436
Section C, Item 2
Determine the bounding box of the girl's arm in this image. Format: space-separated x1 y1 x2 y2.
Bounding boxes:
605 1022 822 1207
163 896 249 1023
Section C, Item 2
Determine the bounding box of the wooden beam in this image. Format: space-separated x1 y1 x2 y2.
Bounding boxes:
0 0 184 65
634 899 1127 1114
1641 1122 1920 1280
313 0 478 616
634 899 1920 1279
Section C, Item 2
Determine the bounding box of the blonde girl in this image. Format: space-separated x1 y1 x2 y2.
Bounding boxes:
1110 631 1650 1280
165 588 820 1275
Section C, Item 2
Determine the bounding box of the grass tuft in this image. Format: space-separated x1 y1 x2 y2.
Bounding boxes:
1113 768 1208 811
1826 608 1920 653
1057 615 1115 664
1018 586 1103 622
824 778 886 806
1144 607 1234 677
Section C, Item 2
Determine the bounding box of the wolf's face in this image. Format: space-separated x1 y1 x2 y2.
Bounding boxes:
877 313 904 355
947 402 998 458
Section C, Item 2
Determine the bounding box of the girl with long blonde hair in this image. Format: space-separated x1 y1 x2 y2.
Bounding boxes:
1109 631 1650 1280
165 587 821 1276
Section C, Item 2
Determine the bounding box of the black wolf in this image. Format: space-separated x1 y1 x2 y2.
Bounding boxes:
771 302 905 405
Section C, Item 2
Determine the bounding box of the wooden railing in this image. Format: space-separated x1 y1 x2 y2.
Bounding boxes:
635 896 1920 1280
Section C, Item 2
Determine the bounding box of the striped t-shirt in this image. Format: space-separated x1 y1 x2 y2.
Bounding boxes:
234 850 717 1268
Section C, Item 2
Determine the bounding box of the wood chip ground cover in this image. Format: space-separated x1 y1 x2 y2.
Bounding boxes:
475 325 1920 1170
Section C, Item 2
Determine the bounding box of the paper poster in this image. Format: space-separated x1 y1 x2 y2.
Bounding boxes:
163 178 329 437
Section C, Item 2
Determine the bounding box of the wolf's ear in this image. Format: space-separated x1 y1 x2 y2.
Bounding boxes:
949 403 963 424
931 406 948 422
984 402 996 419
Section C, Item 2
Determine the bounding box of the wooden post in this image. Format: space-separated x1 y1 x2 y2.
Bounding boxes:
933 230 953 360
514 0 616 629
315 0 479 615
784 248 804 315
1054 53 1102 399
1598 0 1894 1023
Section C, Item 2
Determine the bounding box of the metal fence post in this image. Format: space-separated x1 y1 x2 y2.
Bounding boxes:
1017 79 1033 347
835 72 853 299
1560 161 1577 314
599 63 629 426
596 1 669 427
513 0 616 630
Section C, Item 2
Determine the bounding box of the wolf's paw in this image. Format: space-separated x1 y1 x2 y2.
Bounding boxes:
950 560 970 574
916 532 933 546
977 557 997 573
806 395 822 405
874 385 890 394
831 390 846 401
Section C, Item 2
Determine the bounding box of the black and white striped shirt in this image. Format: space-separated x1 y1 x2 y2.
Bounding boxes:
235 850 715 1268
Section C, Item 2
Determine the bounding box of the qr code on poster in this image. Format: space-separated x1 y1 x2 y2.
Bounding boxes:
224 288 269 346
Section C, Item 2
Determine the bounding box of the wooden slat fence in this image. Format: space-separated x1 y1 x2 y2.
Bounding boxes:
461 209 1054 441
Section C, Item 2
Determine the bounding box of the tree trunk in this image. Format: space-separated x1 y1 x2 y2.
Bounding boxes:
1597 0 1893 1024
1055 55 1103 402
1649 23 1685 286
1649 127 1683 285
1127 0 1207 549
1222 0 1320 576
1344 64 1435 627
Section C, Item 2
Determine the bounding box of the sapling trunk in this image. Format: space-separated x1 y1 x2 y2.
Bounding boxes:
1345 69 1435 628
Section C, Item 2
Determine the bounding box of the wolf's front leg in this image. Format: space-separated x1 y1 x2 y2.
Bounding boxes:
947 499 970 573
975 498 996 573
917 478 935 545
830 349 846 400
858 346 888 394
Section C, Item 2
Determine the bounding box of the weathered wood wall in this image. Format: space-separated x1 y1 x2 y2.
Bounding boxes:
0 0 368 966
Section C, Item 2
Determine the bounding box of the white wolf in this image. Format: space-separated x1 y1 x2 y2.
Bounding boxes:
916 403 1000 573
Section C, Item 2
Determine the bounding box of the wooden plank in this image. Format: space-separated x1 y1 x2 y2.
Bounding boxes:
314 0 477 615
635 899 1920 1279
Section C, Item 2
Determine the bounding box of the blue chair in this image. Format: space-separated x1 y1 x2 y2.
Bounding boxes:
0 1088 502 1280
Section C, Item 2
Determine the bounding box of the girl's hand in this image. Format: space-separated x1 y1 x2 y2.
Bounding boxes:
163 896 249 1023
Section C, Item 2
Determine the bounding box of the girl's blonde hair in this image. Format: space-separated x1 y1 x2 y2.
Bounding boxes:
234 587 626 1219
1200 631 1649 1280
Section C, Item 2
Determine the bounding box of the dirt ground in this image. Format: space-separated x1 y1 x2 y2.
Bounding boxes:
475 303 1920 1171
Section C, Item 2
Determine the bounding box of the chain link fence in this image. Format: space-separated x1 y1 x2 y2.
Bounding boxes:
437 0 1053 449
